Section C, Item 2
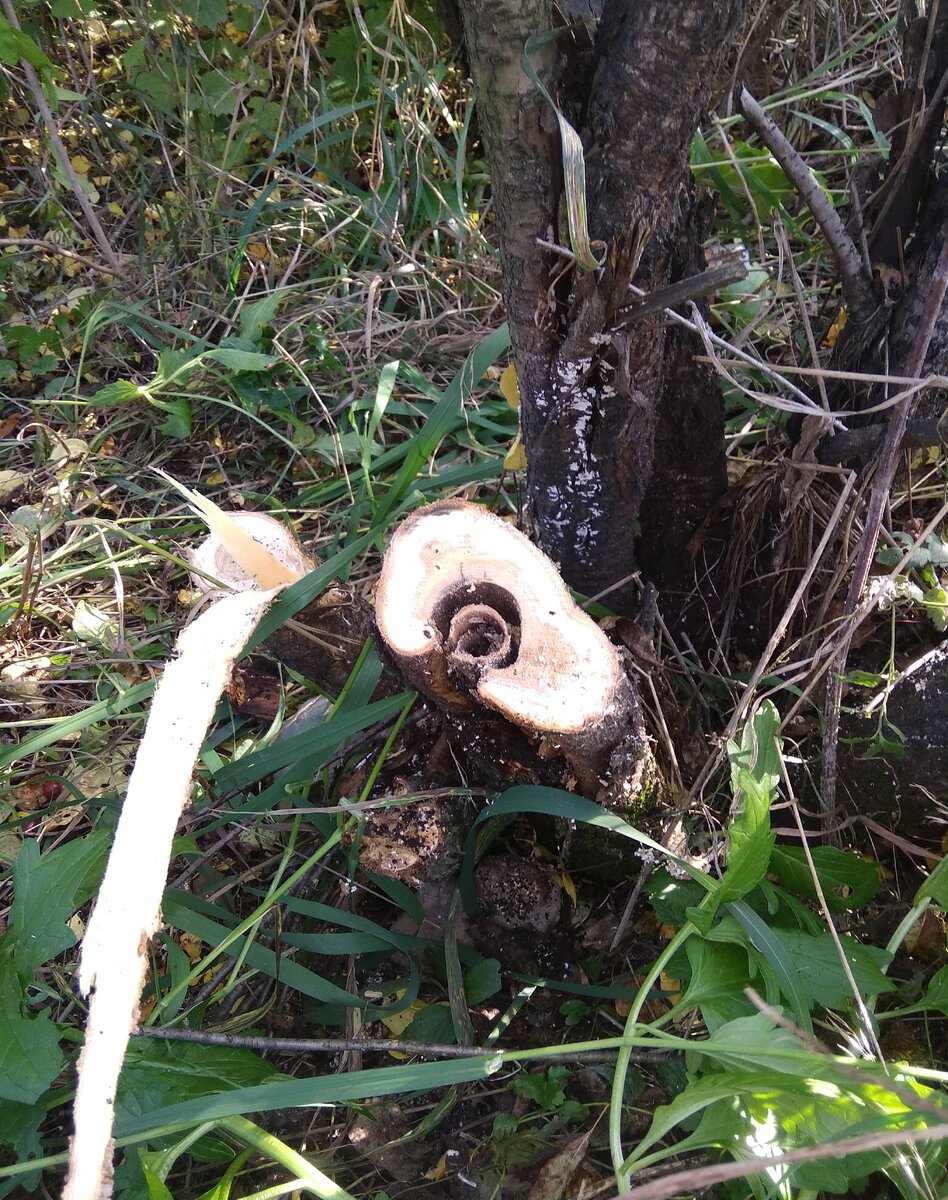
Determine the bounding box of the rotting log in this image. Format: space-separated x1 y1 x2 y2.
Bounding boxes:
375 499 653 801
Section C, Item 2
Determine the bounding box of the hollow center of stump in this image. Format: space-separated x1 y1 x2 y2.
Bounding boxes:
446 604 512 668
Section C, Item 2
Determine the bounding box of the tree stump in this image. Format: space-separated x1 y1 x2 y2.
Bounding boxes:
375 499 652 802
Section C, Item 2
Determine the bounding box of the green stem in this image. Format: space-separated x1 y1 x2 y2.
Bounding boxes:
609 921 697 1189
220 1114 356 1200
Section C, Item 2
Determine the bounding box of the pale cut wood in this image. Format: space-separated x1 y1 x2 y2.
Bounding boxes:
375 499 636 787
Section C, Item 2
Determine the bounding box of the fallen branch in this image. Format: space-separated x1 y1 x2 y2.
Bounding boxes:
739 86 877 325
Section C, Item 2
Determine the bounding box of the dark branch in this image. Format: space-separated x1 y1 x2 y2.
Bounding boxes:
818 416 948 465
740 86 878 325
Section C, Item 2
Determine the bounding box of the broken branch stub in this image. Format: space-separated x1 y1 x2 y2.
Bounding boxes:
375 499 638 790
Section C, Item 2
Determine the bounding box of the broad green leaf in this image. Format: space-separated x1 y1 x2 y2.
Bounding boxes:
0 1093 44 1161
679 939 755 1031
117 1040 286 1127
916 854 948 908
8 832 110 977
0 961 62 1105
645 871 708 926
719 907 812 1032
140 1160 174 1200
769 928 895 1011
727 700 782 796
404 1003 456 1044
717 912 895 1018
769 845 881 912
179 0 227 28
716 767 776 906
707 703 781 913
688 1012 806 1075
152 394 193 439
133 69 178 115
238 293 281 344
0 16 55 73
913 963 948 1015
464 958 501 1005
623 1070 795 1169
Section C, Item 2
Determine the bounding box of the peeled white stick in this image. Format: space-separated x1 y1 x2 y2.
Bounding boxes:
63 483 318 1200
62 588 282 1200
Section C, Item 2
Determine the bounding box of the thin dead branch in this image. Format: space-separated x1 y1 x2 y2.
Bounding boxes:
739 86 877 324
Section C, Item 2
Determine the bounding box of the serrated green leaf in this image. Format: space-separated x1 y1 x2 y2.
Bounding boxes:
0 1092 44 1162
0 960 62 1105
88 380 141 406
8 832 110 978
724 914 896 1014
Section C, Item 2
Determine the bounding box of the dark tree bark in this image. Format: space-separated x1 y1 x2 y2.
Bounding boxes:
457 0 749 614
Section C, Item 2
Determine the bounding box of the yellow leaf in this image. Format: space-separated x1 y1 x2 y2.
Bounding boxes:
179 932 203 964
424 1156 449 1182
554 868 577 905
247 241 268 261
206 471 227 485
381 998 424 1038
499 361 520 409
660 971 683 1006
70 155 91 175
823 306 848 349
107 202 124 216
504 432 527 471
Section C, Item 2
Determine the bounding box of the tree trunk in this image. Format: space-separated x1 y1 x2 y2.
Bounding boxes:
458 0 748 613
